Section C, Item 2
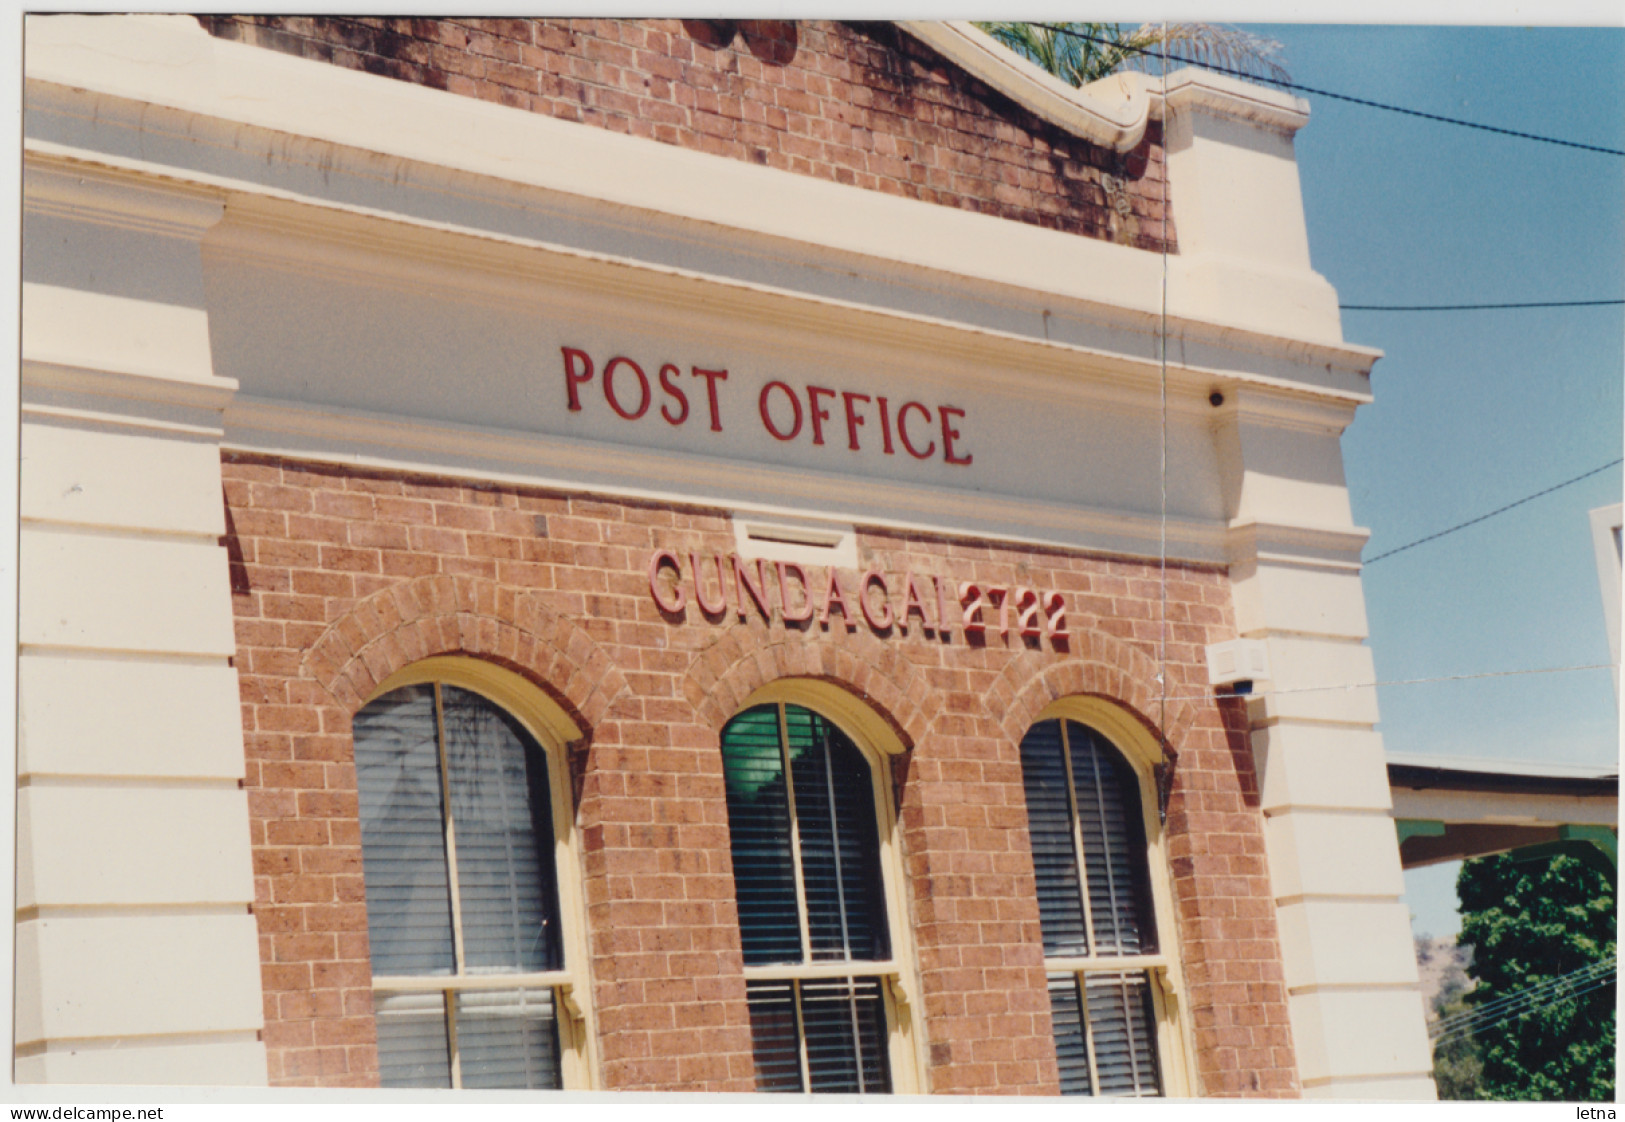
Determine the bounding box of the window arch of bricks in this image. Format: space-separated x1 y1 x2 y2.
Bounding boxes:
302 573 630 731
682 624 936 751
289 573 628 1089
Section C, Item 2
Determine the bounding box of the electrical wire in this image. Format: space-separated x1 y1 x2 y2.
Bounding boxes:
1344 299 1625 312
1431 963 1615 1040
1430 961 1616 1047
1364 458 1623 564
1157 22 1170 752
1151 661 1615 705
1027 22 1625 158
1432 976 1617 1049
1431 960 1615 1035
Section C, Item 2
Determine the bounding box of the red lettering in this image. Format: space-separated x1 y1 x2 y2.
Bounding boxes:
603 356 650 420
561 347 594 412
1015 587 1043 637
860 569 894 629
659 363 689 425
985 585 1010 637
936 574 950 637
732 555 773 621
779 561 813 623
959 582 986 635
690 552 728 615
1044 590 1068 639
898 401 937 460
760 381 803 441
877 396 895 455
807 385 836 446
817 567 854 628
691 367 728 432
940 405 973 466
842 392 871 451
648 550 686 613
902 572 933 631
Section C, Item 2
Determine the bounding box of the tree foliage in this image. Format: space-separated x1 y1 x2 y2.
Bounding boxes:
974 22 1289 89
1456 847 1616 1101
1417 936 1486 1100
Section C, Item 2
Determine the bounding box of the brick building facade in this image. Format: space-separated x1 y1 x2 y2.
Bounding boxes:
19 15 1436 1098
196 17 1174 252
222 452 1290 1091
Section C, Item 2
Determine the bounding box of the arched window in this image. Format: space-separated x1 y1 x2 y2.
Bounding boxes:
352 659 591 1089
1018 708 1187 1097
720 692 919 1093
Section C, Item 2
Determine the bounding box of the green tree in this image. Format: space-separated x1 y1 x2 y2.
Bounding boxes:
1419 935 1486 1100
974 22 1289 88
1456 847 1616 1101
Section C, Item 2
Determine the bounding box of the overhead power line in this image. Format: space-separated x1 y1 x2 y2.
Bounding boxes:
1152 660 1613 704
1028 22 1625 158
1430 960 1617 1048
1431 960 1616 1040
1343 299 1625 312
1364 458 1624 565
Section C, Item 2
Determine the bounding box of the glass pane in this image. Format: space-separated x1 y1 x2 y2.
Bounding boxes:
1069 725 1156 956
721 705 802 965
441 686 562 973
787 709 889 963
454 988 562 1090
1085 971 1162 1097
1047 972 1093 1096
374 990 452 1088
1019 719 1089 956
744 979 805 1092
799 976 891 1094
354 685 455 976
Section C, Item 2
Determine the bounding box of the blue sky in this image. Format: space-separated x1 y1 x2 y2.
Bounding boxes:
1238 24 1624 936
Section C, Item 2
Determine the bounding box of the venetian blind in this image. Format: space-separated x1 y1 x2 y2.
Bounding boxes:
354 683 566 1090
1020 718 1165 1098
355 685 455 976
1019 719 1156 957
722 702 895 1093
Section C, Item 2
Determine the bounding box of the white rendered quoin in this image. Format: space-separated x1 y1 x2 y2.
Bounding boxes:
19 162 267 1081
19 15 1433 1094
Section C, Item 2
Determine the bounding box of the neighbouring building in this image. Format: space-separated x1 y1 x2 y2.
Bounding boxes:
18 15 1436 1097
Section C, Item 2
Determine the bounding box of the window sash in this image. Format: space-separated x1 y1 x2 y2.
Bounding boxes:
356 682 572 1090
745 975 893 1094
722 702 899 1093
722 703 890 968
1021 718 1170 1097
373 985 564 1090
1046 969 1164 1098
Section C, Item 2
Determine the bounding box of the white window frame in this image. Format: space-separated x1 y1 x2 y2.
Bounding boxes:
360 656 597 1089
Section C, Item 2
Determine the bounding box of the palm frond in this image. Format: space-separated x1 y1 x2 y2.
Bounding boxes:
975 21 1290 88
1117 22 1291 85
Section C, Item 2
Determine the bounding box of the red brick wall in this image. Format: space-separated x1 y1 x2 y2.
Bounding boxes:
223 451 1294 1095
195 17 1173 253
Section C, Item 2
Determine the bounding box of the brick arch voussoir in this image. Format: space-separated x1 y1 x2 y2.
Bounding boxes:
684 623 930 749
992 634 1197 760
301 575 630 733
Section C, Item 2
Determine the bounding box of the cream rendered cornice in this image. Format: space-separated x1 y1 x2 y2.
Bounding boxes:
24 14 1377 371
23 143 1373 420
1160 68 1309 134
